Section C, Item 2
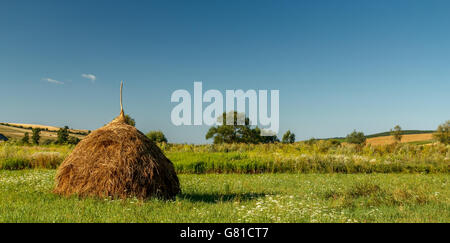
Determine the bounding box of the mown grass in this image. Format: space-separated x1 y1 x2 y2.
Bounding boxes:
1 142 449 173
0 170 448 223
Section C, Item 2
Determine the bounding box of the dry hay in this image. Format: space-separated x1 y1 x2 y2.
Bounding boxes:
53 82 180 200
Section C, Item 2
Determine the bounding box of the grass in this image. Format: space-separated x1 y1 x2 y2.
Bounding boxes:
2 142 449 173
0 170 448 223
0 144 71 170
0 142 448 222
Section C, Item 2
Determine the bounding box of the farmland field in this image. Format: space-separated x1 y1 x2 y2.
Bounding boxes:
0 170 448 223
0 142 448 223
366 134 434 146
0 123 87 141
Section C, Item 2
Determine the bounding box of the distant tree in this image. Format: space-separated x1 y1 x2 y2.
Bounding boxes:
260 134 280 143
146 131 168 143
206 111 277 144
434 121 450 145
22 132 30 144
346 130 366 145
391 125 403 143
124 114 136 127
31 128 41 145
67 136 81 145
57 126 69 144
282 130 296 144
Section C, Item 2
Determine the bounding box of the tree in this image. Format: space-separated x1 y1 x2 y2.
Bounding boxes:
346 130 366 145
390 125 402 143
67 136 81 145
31 128 41 145
57 126 69 144
282 130 296 143
42 139 54 145
124 114 136 127
206 111 278 144
22 132 30 144
434 120 450 145
146 131 168 143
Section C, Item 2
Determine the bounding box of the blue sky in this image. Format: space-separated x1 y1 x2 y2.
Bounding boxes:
1 0 449 143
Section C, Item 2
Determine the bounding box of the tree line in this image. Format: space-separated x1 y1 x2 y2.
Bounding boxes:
21 126 80 145
17 112 449 146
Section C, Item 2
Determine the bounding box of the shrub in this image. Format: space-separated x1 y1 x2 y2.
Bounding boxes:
391 125 402 142
31 128 41 145
67 136 80 145
124 115 136 127
346 130 366 145
146 131 168 143
22 133 30 145
56 126 69 144
434 121 450 145
282 130 295 144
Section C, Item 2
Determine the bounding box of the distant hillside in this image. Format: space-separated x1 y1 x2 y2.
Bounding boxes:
320 130 435 146
366 133 434 146
365 130 435 138
0 123 88 141
324 130 434 140
1 123 89 135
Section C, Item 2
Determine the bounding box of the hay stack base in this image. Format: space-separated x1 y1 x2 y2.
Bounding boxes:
53 114 180 200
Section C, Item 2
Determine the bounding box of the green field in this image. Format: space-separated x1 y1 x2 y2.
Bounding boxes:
1 142 449 173
0 170 448 223
1 142 448 223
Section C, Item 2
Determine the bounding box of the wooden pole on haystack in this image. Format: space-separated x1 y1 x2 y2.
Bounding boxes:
120 81 124 117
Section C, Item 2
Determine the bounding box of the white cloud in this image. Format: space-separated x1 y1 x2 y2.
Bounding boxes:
42 78 64 85
81 73 96 82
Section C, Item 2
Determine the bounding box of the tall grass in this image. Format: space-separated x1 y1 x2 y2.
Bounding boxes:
1 141 449 173
0 143 72 170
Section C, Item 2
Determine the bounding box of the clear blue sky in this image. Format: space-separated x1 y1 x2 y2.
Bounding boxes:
1 0 449 143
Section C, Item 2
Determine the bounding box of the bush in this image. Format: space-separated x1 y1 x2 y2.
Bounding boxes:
31 128 41 145
434 121 449 145
56 126 69 144
146 131 168 143
391 125 403 142
346 130 366 145
124 115 136 127
67 136 81 145
282 130 295 143
21 133 30 144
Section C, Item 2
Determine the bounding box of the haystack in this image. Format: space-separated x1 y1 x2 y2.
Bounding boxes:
53 82 180 199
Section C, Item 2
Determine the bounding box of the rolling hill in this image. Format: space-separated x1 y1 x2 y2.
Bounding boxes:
0 123 88 141
324 130 435 145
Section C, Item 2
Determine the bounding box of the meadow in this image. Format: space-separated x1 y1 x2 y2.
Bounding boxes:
1 141 449 173
165 142 449 173
0 141 448 223
0 170 448 223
